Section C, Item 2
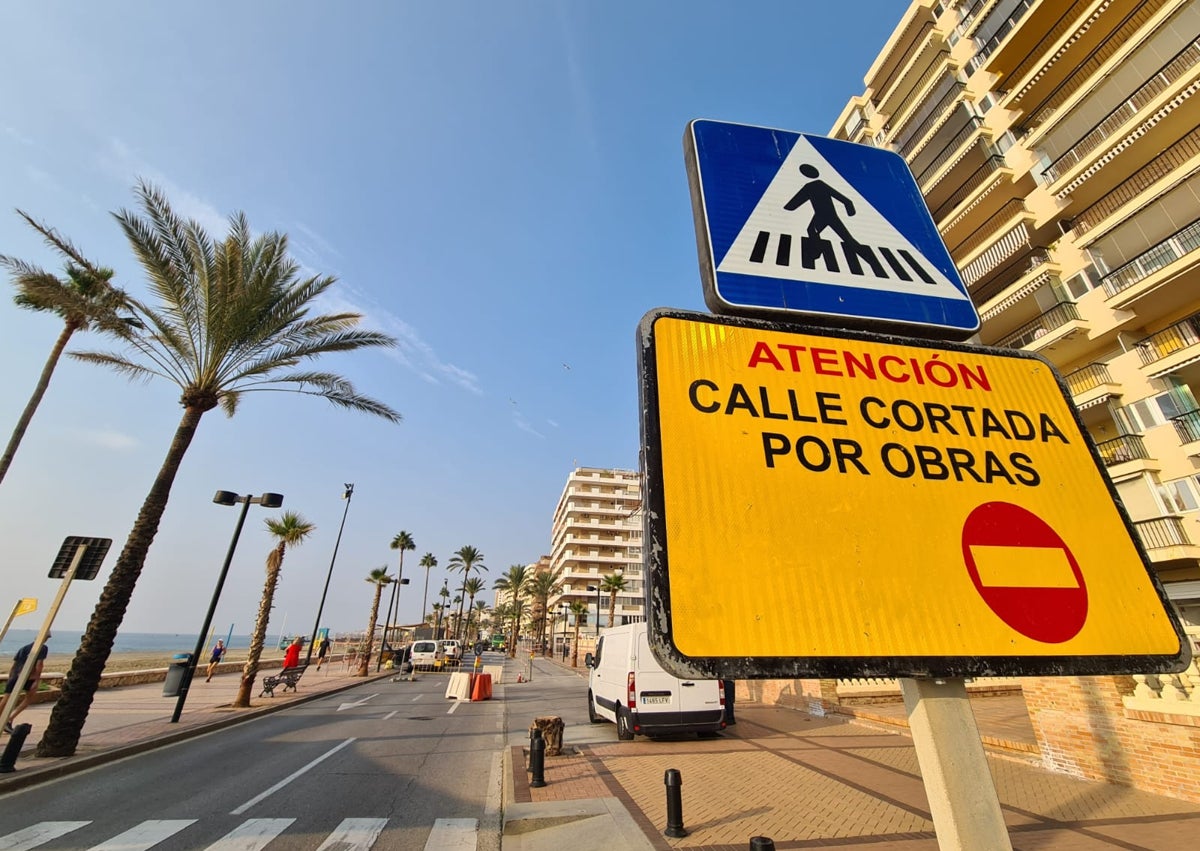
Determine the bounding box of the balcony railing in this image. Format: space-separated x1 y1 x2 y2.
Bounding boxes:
915 119 986 187
896 77 966 157
966 0 1035 74
1094 433 1149 467
1102 217 1200 297
1041 38 1200 184
931 154 1006 221
1134 312 1200 365
1064 362 1113 396
996 301 1079 349
1133 515 1194 549
1171 410 1200 445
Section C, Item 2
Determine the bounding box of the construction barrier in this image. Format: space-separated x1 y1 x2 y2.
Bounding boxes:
483 664 503 684
470 673 492 701
445 671 472 700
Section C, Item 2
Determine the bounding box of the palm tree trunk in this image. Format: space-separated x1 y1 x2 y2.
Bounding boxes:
454 579 468 643
421 567 431 624
0 322 75 486
608 591 617 628
357 586 383 677
235 544 285 707
36 405 207 757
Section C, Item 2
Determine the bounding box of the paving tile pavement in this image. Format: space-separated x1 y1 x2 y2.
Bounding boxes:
517 703 1200 850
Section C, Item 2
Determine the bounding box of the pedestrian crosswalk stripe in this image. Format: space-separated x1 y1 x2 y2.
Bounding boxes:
89 820 195 851
206 819 294 851
424 818 477 851
0 821 89 851
717 135 969 303
316 819 388 851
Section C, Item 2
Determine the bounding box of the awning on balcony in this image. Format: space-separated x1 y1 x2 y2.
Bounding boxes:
979 271 1051 321
1147 351 1200 379
1076 393 1114 411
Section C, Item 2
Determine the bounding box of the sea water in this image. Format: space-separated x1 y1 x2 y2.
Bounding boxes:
0 628 257 658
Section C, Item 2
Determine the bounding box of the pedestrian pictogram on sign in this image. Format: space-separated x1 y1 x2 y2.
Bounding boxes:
685 120 980 339
637 308 1189 681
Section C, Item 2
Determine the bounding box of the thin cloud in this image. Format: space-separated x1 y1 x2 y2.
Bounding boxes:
512 411 544 439
99 138 228 236
63 428 138 451
5 126 34 146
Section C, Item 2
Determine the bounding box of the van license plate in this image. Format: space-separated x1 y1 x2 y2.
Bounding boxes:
642 695 670 704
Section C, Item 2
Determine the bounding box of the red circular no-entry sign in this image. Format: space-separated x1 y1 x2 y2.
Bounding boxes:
961 502 1088 643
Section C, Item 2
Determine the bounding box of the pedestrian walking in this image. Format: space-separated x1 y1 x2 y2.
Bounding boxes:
1 632 50 733
561 641 569 662
316 638 329 670
205 638 226 682
722 679 736 725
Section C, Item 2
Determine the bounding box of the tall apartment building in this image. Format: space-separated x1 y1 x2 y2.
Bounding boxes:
548 467 645 637
824 0 1200 800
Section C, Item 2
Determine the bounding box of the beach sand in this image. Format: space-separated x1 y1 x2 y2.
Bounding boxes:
41 650 293 675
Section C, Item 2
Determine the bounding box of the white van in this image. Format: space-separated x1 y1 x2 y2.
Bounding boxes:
584 622 725 740
409 640 443 670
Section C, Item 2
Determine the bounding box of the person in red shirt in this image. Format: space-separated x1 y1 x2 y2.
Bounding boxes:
282 637 302 670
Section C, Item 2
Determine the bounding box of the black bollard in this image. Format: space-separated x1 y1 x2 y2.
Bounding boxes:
529 727 547 788
749 838 776 851
0 723 32 773
663 768 689 837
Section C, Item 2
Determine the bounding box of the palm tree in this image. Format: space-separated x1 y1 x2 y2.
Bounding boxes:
493 564 531 658
527 571 560 654
357 567 392 677
460 576 486 644
435 583 451 637
600 571 627 628
37 181 401 757
568 600 588 667
418 553 437 624
382 531 415 667
235 511 315 706
447 546 486 643
0 211 137 486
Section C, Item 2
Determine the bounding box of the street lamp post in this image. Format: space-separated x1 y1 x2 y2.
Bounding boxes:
306 484 353 666
377 577 410 672
587 584 601 636
172 490 283 723
559 603 569 658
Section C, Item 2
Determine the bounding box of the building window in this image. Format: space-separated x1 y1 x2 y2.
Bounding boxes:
1156 477 1200 513
1117 385 1199 433
1065 264 1102 298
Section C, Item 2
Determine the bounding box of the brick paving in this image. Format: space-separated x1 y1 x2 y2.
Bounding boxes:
516 703 1200 850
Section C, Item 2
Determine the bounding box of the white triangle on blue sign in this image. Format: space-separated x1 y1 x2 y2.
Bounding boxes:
716 136 970 303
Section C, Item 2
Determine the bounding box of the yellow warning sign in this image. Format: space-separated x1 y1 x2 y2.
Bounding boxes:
639 310 1188 678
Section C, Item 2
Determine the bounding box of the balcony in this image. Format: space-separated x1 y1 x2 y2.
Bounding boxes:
1064 362 1121 411
995 301 1081 350
1094 433 1149 467
1040 38 1200 185
1102 217 1200 300
966 0 1036 75
1133 515 1194 550
1170 410 1200 446
1134 312 1200 367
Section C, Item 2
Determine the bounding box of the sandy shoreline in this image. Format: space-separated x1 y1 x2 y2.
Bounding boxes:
40 650 294 675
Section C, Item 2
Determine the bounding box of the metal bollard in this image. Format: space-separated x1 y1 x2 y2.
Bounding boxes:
0 723 32 773
528 727 546 788
663 768 689 837
749 838 776 851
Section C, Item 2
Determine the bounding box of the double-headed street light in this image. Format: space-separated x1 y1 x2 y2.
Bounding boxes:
377 576 410 672
172 490 283 723
306 484 354 666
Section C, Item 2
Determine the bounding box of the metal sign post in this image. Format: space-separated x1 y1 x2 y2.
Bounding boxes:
0 537 110 735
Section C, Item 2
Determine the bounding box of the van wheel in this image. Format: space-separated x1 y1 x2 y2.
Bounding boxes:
587 692 601 724
616 709 635 741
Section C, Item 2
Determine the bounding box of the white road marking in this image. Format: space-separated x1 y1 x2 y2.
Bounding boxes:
411 695 421 702
383 710 398 720
315 818 387 851
89 820 195 851
231 738 356 815
423 818 476 851
206 819 294 851
0 822 90 851
337 694 378 711
447 701 461 715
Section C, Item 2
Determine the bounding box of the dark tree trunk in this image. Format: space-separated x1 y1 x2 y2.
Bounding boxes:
36 406 206 757
356 585 384 677
0 322 75 485
235 543 286 707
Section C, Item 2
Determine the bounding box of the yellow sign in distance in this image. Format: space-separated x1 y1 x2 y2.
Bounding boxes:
639 310 1188 678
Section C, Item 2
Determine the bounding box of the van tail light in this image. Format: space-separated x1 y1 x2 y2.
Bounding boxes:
626 672 636 710
719 689 726 708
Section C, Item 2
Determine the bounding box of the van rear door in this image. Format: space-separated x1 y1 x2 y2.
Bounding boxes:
633 630 682 725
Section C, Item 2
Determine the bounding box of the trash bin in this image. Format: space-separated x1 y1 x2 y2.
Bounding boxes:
162 653 192 697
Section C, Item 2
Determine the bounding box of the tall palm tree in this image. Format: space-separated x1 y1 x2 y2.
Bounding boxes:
459 576 486 644
235 511 315 706
418 553 437 624
357 567 392 677
569 600 588 667
0 211 136 486
527 571 560 654
600 571 627 628
382 531 415 665
447 546 486 643
493 564 531 658
37 181 401 757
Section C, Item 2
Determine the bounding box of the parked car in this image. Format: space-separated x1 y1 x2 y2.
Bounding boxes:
585 622 725 740
409 640 443 670
440 639 462 665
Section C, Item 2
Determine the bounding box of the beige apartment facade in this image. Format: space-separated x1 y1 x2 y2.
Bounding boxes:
811 0 1200 800
547 467 644 652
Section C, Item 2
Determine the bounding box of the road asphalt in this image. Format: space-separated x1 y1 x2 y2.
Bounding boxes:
2 654 1198 849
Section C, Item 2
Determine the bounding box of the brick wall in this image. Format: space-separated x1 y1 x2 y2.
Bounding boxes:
1023 675 1200 803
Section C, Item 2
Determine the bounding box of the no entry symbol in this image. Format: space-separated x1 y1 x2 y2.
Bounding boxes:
961 502 1088 643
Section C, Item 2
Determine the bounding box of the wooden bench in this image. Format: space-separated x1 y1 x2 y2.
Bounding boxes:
260 664 308 697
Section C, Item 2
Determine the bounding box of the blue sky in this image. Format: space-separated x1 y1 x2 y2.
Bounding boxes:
0 2 902 640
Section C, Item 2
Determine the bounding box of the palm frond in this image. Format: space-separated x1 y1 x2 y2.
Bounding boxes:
68 350 163 383
220 390 239 417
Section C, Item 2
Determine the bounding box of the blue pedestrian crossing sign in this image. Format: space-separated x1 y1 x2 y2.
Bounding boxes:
685 119 980 339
